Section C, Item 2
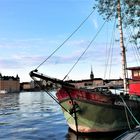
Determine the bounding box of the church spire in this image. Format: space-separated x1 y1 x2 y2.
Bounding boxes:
90 66 94 80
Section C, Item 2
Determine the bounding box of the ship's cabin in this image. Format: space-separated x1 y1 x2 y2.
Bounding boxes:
128 66 140 80
128 66 140 96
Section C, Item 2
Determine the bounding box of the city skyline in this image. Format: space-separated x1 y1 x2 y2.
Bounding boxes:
0 0 138 82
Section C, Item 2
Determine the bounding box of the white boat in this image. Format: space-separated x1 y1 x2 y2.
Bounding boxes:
0 90 8 94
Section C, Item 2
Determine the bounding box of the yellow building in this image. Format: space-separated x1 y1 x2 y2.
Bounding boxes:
0 73 20 93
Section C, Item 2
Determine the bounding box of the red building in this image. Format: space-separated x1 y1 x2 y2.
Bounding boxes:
128 66 140 96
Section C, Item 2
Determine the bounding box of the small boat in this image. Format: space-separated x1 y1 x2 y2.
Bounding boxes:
0 90 8 94
114 126 140 140
30 0 140 133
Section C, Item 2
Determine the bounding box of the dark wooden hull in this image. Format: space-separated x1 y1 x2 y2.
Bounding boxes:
56 87 140 133
29 70 140 133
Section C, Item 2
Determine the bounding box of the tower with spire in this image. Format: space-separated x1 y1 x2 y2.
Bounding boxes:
90 66 94 80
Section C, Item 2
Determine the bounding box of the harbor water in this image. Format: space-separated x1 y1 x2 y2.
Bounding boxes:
0 92 122 140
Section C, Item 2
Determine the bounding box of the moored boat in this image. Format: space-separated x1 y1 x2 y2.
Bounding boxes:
30 70 140 133
0 90 8 94
114 125 140 140
57 86 140 133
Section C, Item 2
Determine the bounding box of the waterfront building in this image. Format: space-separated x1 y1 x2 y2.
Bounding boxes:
20 82 32 91
67 69 103 88
68 78 103 88
67 69 124 89
104 78 123 88
20 81 41 91
0 73 20 93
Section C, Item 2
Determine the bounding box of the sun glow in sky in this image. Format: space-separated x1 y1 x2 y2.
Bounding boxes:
0 0 138 82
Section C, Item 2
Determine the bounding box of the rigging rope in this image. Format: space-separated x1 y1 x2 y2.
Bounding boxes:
35 9 95 70
104 19 116 79
126 27 140 66
108 20 116 79
63 19 108 80
104 23 109 79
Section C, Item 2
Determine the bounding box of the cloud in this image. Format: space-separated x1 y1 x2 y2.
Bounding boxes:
0 55 44 69
67 39 89 47
91 19 98 29
0 50 88 70
18 44 120 67
0 59 21 69
0 38 89 70
0 36 137 73
0 38 48 48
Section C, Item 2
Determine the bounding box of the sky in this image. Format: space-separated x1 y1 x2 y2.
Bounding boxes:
0 0 139 82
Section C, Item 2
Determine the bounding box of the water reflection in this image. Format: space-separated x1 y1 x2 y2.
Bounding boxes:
66 128 122 140
0 93 19 121
19 92 56 115
0 92 122 140
0 92 68 139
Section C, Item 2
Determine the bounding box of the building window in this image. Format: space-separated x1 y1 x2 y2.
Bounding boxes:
133 71 139 77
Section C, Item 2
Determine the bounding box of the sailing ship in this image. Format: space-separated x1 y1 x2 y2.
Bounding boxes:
30 1 140 133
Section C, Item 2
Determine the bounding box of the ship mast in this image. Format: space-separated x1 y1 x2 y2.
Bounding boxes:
117 0 127 92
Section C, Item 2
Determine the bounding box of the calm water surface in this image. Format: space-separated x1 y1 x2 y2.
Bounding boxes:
0 92 122 140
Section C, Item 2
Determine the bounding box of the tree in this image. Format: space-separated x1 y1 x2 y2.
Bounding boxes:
94 0 140 46
94 0 140 91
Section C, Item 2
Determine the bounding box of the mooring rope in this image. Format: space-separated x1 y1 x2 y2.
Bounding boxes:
123 100 132 130
120 95 140 126
65 89 79 133
31 76 74 117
